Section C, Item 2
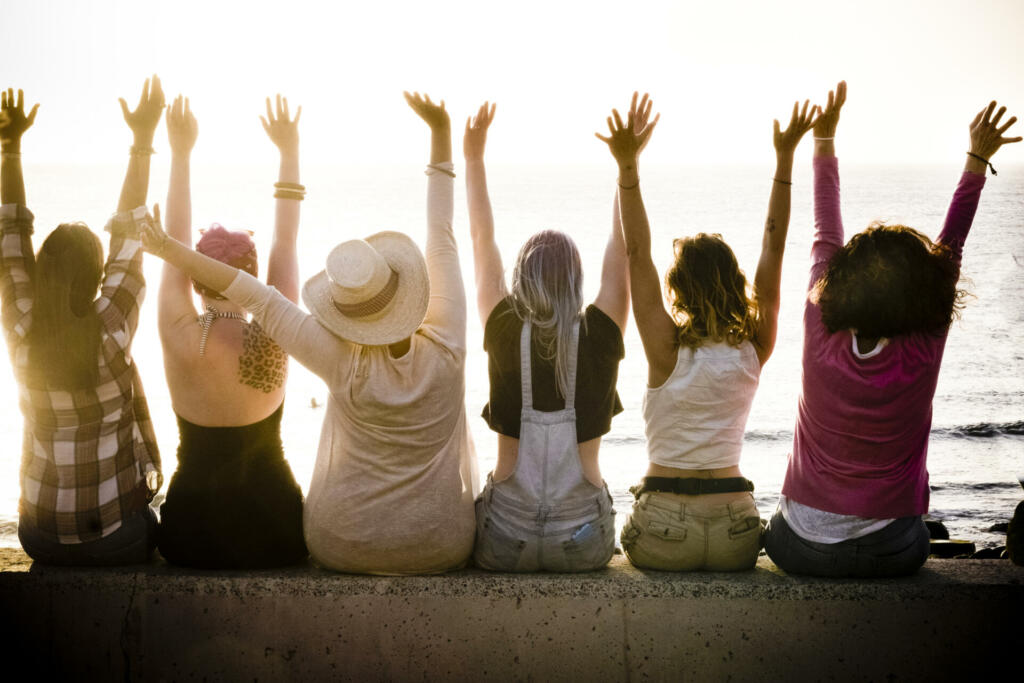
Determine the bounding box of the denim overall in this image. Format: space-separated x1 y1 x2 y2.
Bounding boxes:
473 320 615 572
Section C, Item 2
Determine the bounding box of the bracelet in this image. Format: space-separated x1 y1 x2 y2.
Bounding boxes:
130 145 156 156
966 151 998 176
773 177 793 185
274 190 306 201
813 137 834 141
1 151 22 158
618 179 640 190
425 164 456 178
274 181 306 192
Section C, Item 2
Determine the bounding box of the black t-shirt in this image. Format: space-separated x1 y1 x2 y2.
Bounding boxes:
481 297 625 443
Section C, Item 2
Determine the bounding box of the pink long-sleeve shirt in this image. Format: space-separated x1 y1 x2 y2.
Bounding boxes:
782 156 985 518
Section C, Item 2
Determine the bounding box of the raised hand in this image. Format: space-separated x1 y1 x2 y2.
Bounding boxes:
260 94 301 154
404 91 450 131
0 89 40 150
774 100 818 157
595 91 660 167
813 80 846 139
119 75 166 145
139 204 169 255
166 95 198 156
464 101 496 162
969 101 1021 162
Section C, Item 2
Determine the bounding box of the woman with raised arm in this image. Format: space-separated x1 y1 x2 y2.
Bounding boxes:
598 92 816 572
764 83 1021 577
140 93 477 575
465 101 630 572
154 94 307 568
0 81 164 565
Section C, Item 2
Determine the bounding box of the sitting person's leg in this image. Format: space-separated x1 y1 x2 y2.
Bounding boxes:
20 505 157 566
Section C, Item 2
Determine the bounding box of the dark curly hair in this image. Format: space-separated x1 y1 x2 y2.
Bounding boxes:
665 233 757 349
813 223 967 338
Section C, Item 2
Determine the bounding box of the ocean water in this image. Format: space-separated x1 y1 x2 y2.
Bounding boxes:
0 160 1021 550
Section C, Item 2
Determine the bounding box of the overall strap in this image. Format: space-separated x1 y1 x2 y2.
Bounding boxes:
563 321 581 410
520 320 533 410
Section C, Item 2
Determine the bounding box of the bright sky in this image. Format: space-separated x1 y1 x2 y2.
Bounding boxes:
3 0 1023 165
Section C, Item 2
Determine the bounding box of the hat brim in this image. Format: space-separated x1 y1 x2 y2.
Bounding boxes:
302 231 429 346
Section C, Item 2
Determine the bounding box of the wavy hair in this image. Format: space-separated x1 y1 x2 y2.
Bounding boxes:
813 222 966 338
27 223 104 390
510 230 584 400
665 233 757 349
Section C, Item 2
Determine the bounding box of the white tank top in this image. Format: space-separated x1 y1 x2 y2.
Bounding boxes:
643 340 760 470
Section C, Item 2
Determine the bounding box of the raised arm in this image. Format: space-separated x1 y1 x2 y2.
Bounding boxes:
937 100 1019 261
596 92 676 385
809 81 846 286
261 94 302 303
97 77 164 341
117 75 164 213
463 101 507 324
0 89 39 350
404 91 465 349
751 99 817 365
159 94 199 332
140 207 342 379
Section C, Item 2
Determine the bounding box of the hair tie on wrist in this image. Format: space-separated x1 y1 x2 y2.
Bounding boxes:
130 145 156 156
426 164 456 178
966 151 997 176
813 137 835 141
618 179 640 190
773 177 793 185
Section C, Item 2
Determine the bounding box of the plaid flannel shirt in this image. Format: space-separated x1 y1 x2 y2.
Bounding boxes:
0 204 162 543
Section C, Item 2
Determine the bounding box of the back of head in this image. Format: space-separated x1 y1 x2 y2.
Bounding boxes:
665 233 756 348
814 223 964 338
193 224 258 299
29 223 104 390
510 230 584 400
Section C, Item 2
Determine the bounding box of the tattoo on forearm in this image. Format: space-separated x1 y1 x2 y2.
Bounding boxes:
765 217 776 233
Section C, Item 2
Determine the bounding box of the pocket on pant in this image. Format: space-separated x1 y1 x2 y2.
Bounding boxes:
474 517 526 571
728 516 763 541
620 516 642 549
563 517 615 571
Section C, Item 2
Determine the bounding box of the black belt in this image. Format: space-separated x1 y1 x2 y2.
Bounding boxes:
634 476 755 498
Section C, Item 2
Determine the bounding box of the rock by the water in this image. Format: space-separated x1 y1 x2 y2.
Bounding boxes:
969 546 1007 559
987 522 1009 533
1007 500 1024 567
925 520 949 540
928 539 975 558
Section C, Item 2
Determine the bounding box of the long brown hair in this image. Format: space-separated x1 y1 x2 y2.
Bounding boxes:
665 233 757 349
27 224 104 390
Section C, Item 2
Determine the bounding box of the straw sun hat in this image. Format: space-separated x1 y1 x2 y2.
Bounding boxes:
301 232 429 346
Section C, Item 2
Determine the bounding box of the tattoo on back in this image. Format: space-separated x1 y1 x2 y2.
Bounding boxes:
238 322 287 393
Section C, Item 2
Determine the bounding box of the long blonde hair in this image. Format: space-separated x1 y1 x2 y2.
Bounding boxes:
510 230 584 400
665 233 757 348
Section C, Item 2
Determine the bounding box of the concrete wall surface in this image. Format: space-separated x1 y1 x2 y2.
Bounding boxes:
1 548 1021 682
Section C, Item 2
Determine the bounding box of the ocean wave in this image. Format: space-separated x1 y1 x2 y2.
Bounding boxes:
933 421 1024 438
930 481 1022 492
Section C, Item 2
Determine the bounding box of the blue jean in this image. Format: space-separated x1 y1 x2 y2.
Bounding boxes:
764 508 929 578
18 506 158 566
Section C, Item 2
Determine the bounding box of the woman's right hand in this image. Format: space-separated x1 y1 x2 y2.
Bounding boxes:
260 94 301 156
968 101 1021 161
813 80 846 139
166 95 198 156
119 75 165 146
595 91 660 167
0 89 39 151
464 101 496 162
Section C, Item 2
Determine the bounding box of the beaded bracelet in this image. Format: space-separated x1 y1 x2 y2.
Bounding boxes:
274 181 306 192
130 145 156 156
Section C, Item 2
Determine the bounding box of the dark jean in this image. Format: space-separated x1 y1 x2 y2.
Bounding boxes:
764 508 930 578
18 506 158 566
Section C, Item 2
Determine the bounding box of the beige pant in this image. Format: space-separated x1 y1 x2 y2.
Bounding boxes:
620 491 763 571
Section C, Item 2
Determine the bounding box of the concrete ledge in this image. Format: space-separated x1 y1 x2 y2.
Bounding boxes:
1 548 1020 681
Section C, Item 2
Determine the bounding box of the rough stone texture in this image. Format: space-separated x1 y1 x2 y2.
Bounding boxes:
1 548 1021 681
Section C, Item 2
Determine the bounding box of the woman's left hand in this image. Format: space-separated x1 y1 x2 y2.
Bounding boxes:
119 75 165 145
774 99 818 158
139 204 169 256
595 91 660 167
404 91 450 131
0 89 39 149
